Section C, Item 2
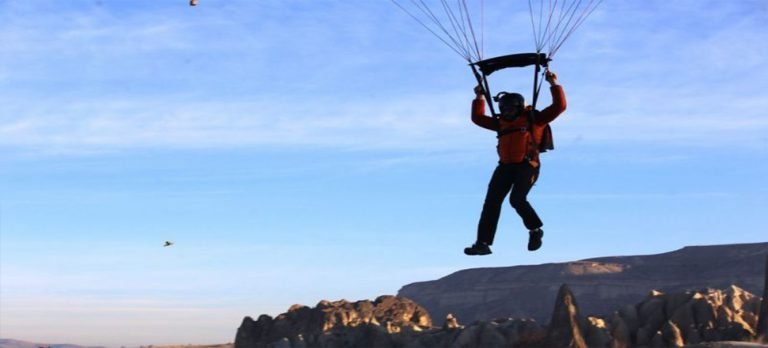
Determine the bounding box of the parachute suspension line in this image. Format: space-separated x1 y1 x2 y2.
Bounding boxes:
389 0 483 62
436 0 483 62
435 0 467 57
549 0 603 57
538 0 546 52
529 0 554 53
458 0 483 61
527 0 603 59
528 0 543 53
414 0 474 60
529 0 556 53
544 0 574 54
480 0 484 59
541 0 561 52
439 0 474 61
389 0 471 60
547 0 586 56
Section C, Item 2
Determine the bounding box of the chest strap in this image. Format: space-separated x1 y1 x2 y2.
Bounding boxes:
496 127 528 139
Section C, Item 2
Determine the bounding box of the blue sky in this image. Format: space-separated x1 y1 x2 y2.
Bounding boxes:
0 0 766 346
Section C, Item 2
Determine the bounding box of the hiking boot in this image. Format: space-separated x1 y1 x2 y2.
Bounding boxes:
528 228 544 251
464 242 492 256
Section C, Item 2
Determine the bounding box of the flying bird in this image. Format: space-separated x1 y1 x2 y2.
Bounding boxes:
163 241 174 247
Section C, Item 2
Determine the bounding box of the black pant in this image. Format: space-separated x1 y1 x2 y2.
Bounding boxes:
476 162 542 245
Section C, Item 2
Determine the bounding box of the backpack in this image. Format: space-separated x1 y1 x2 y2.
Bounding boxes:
539 124 554 153
530 109 555 154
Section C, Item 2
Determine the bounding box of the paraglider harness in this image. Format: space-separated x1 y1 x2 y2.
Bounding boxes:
469 53 555 164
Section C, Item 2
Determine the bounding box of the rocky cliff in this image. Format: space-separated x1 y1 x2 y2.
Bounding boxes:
234 285 767 348
398 242 768 324
234 296 432 348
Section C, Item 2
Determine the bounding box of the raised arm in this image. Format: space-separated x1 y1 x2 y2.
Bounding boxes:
471 85 498 131
535 71 567 125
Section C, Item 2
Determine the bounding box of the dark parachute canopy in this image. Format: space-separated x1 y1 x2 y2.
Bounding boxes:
390 0 603 116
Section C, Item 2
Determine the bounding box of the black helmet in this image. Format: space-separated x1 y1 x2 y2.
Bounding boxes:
494 92 525 119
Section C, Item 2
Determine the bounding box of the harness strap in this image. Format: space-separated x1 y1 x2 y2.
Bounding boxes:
496 127 528 138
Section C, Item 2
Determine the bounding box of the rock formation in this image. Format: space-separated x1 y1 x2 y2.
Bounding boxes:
234 285 765 348
604 286 761 347
544 284 587 348
398 242 768 323
234 296 431 348
758 255 768 342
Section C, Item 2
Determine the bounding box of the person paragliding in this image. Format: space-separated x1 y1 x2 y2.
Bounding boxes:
390 0 601 255
464 70 565 256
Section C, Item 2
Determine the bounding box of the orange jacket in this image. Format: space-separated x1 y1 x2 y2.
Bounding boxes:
472 85 566 164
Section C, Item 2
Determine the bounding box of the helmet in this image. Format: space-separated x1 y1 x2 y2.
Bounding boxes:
494 92 525 119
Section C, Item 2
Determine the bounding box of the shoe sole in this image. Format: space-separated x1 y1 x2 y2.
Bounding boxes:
528 239 543 251
464 249 492 256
